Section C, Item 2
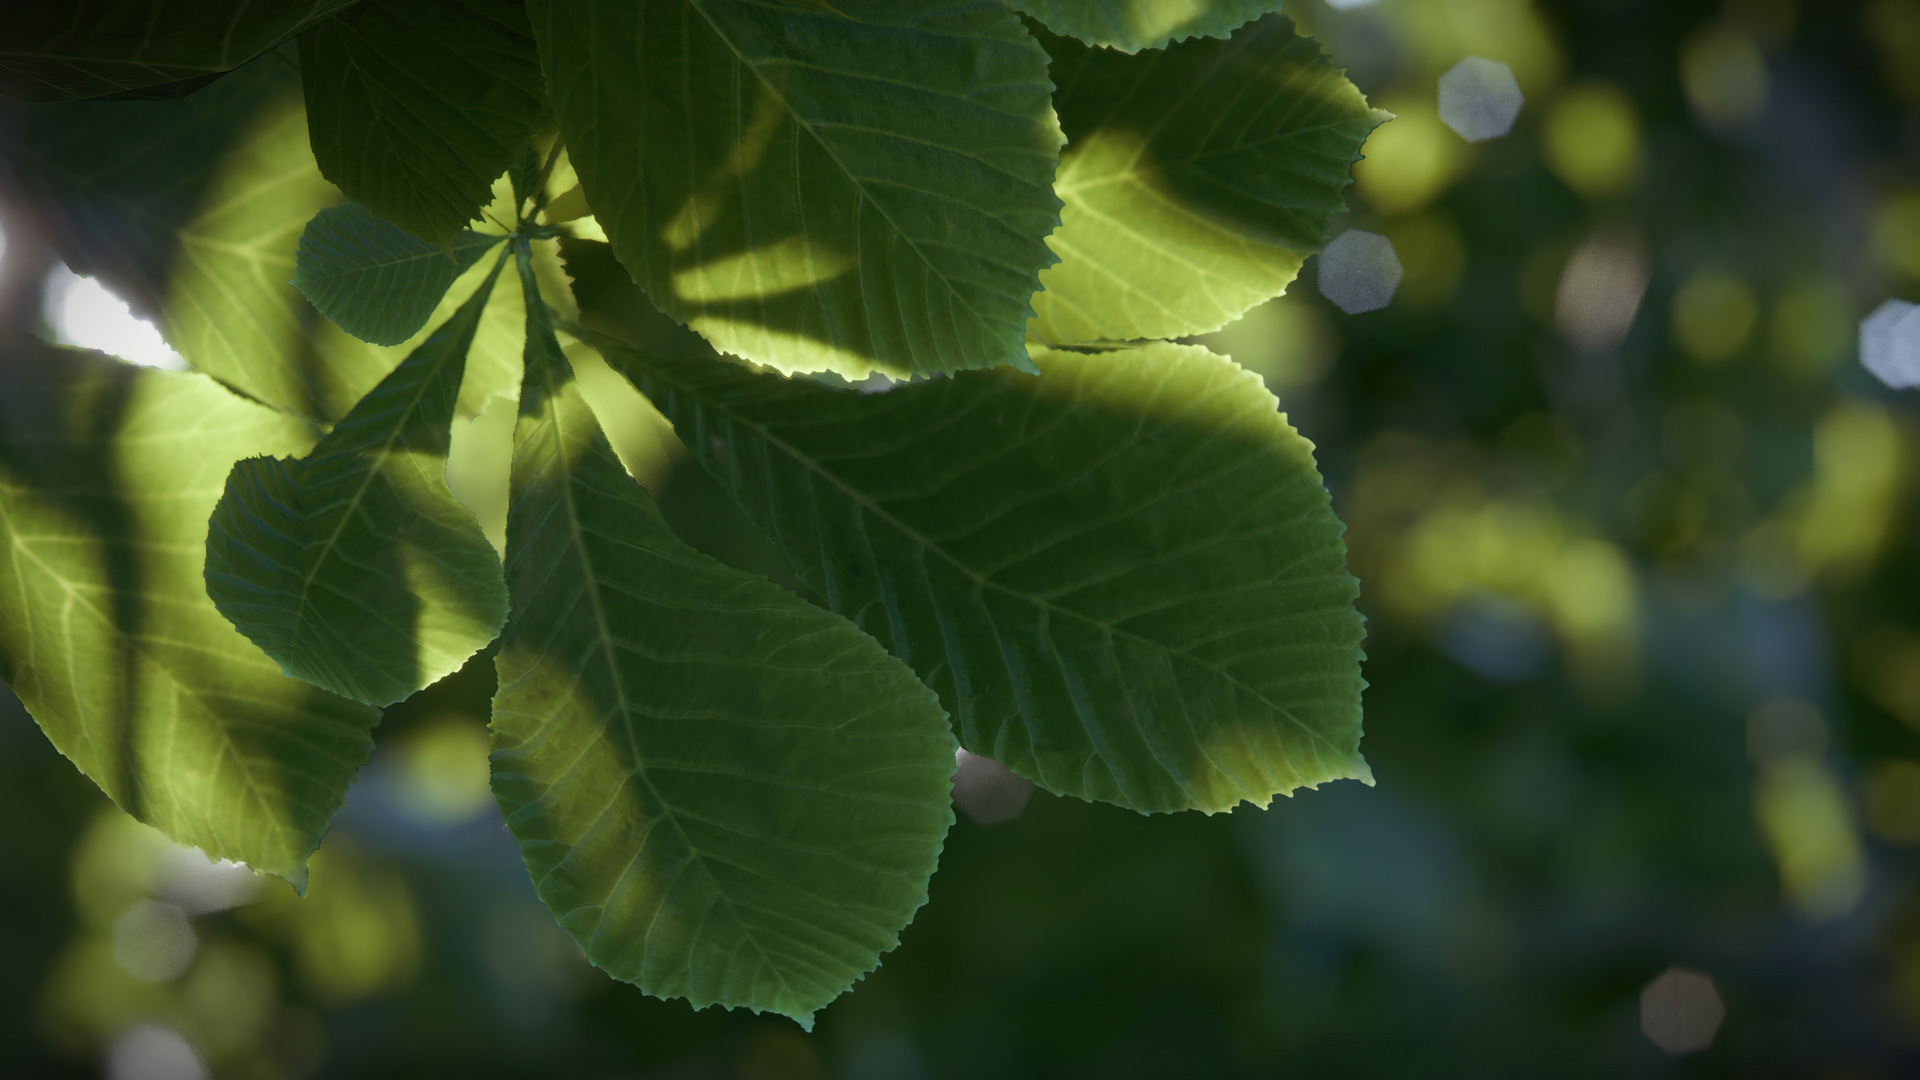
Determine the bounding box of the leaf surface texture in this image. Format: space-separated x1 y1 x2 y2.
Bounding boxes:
579 327 1369 813
206 255 512 707
1029 16 1386 345
0 339 379 888
294 202 504 346
527 0 1064 378
492 252 955 1026
300 0 550 244
0 1 358 103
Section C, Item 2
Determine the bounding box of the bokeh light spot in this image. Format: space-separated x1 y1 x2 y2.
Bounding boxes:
1438 57 1523 142
952 749 1034 826
1317 230 1403 315
1200 294 1337 392
1682 26 1768 129
1353 100 1466 214
1860 298 1920 388
1544 82 1641 198
1555 228 1650 353
110 899 197 984
1639 966 1726 1055
1671 272 1759 362
105 1023 208 1080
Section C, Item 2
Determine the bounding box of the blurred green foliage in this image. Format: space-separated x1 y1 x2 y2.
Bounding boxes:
5 0 1920 1075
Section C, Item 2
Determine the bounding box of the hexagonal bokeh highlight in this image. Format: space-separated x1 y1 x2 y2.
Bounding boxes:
1439 57 1524 142
1860 298 1920 389
1317 230 1403 315
1640 966 1726 1056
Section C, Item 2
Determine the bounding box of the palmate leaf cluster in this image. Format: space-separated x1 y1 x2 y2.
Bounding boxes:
0 0 1384 1026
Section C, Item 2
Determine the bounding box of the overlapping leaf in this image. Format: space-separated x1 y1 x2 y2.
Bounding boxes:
0 338 379 889
527 0 1064 379
205 254 512 707
493 250 955 1026
5 68 566 425
301 0 550 244
574 324 1369 813
0 1 358 103
1012 0 1278 53
1028 16 1387 345
294 202 504 345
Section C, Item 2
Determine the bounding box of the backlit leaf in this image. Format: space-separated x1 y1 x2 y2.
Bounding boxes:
574 324 1369 814
0 338 379 889
293 202 504 346
300 0 550 244
492 248 955 1026
206 253 512 707
1028 16 1386 345
527 0 1064 379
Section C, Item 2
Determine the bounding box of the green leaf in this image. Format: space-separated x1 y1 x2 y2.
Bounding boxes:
300 0 550 245
6 71 571 426
1028 16 1387 346
577 326 1368 814
526 0 1065 379
205 252 513 708
0 338 379 889
0 1 359 103
293 202 504 346
0 57 303 325
493 246 955 1026
1011 0 1277 53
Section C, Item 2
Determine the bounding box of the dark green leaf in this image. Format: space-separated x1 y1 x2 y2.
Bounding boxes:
206 252 512 707
1012 0 1277 53
493 247 955 1026
0 337 379 889
1028 16 1387 345
301 0 550 244
574 325 1369 814
293 202 504 345
0 1 357 103
526 0 1064 378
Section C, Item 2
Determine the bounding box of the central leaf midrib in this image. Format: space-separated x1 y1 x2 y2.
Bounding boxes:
539 374 801 1009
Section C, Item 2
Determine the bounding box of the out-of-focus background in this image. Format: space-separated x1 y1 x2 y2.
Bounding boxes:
4 0 1920 1075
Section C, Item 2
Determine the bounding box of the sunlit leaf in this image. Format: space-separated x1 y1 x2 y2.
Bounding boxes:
0 1 358 103
1028 16 1386 345
205 253 512 707
0 338 379 889
5 70 568 425
493 248 955 1026
300 0 550 244
1013 0 1278 53
527 0 1064 379
572 323 1369 813
293 202 504 346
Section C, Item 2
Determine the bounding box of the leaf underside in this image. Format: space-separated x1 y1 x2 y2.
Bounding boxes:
1011 0 1280 53
300 0 550 245
577 325 1369 814
206 254 512 708
0 0 360 103
528 0 1065 379
1029 15 1388 346
294 202 504 346
493 251 955 1027
0 339 378 890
